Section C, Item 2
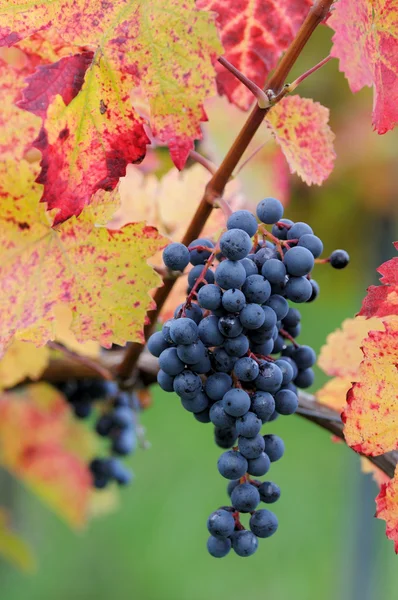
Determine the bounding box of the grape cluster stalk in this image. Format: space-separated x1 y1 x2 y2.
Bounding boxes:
147 197 349 558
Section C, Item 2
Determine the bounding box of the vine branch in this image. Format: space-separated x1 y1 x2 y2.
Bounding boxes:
117 0 335 381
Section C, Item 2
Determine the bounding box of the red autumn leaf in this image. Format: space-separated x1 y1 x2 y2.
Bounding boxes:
359 242 398 318
0 1 222 218
329 0 398 134
343 320 398 456
198 0 312 110
376 465 398 553
265 96 335 185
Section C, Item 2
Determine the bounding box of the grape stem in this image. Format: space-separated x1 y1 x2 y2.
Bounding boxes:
189 150 218 175
46 341 114 381
217 57 271 109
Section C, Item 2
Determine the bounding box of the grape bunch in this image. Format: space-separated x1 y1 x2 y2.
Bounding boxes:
148 197 349 558
57 379 138 489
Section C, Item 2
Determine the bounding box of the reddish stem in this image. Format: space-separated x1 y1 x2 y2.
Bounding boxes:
189 150 218 175
218 57 270 109
279 328 299 347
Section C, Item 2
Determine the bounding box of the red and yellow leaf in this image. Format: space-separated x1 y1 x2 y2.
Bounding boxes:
0 160 167 355
318 316 385 378
0 0 222 206
265 96 335 185
0 384 94 528
330 0 398 134
359 242 398 318
0 508 36 572
343 319 398 456
376 465 398 553
197 0 312 110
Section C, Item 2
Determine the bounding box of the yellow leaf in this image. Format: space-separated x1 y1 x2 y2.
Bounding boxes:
0 341 49 391
0 508 36 573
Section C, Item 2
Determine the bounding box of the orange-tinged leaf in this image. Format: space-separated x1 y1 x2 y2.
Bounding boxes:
0 384 93 528
376 465 398 553
316 376 353 413
0 161 167 354
330 0 398 134
0 1 222 182
0 341 49 391
0 508 36 572
197 0 312 110
343 319 398 456
51 305 100 359
318 316 385 378
359 242 398 318
265 96 336 185
0 57 40 160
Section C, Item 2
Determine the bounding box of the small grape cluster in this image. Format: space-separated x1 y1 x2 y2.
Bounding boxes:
147 197 349 558
57 379 138 489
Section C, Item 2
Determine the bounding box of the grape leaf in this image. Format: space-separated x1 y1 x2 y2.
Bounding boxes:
0 383 94 528
197 0 312 110
265 96 335 185
318 317 385 378
343 319 398 456
317 376 354 413
359 242 398 318
376 465 398 553
0 1 222 194
0 57 40 160
0 341 49 391
0 508 36 572
329 0 398 134
0 160 167 355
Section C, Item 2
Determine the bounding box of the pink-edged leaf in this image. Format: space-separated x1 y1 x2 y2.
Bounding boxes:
265 95 335 185
359 242 398 318
330 0 398 134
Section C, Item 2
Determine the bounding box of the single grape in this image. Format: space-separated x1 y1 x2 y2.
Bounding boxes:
242 274 271 304
173 303 203 324
197 284 223 310
207 509 236 538
253 246 278 269
220 228 252 261
147 330 170 357
107 458 134 486
158 347 185 376
241 257 258 277
112 406 134 428
212 348 237 373
236 412 262 438
222 388 251 417
231 530 258 557
190 350 212 374
173 370 202 400
205 373 232 401
287 222 313 240
261 259 286 286
284 247 315 277
188 238 214 266
214 426 238 449
188 264 215 288
227 210 258 237
274 389 298 415
95 414 113 437
163 242 190 271
169 318 198 345
251 391 275 423
238 434 266 459
210 401 237 428
227 479 240 498
251 339 274 357
234 357 260 382
181 391 210 414
330 249 350 269
285 276 313 303
198 316 225 347
293 345 316 369
294 367 315 388
239 303 266 330
247 452 271 476
307 279 320 302
218 314 243 338
222 288 246 312
254 362 283 393
257 197 284 224
215 260 246 290
193 407 212 424
282 307 301 329
262 434 285 462
298 234 323 258
274 359 294 385
258 481 281 504
73 401 92 419
217 450 248 479
223 334 250 357
249 509 278 538
207 535 231 558
271 218 294 240
279 355 298 380
271 335 285 354
231 482 260 513
112 428 137 456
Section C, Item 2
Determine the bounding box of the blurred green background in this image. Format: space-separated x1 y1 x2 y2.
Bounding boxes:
2 24 398 600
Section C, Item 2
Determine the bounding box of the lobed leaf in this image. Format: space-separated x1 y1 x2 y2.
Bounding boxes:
330 0 398 134
197 0 312 110
343 319 398 456
376 465 398 553
265 96 335 185
359 242 398 318
0 161 167 354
